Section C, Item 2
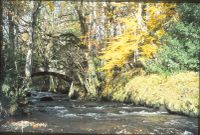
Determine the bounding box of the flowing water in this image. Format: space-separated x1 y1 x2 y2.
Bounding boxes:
0 92 198 134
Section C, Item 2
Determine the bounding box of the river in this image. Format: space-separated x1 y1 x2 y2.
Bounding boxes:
0 92 198 134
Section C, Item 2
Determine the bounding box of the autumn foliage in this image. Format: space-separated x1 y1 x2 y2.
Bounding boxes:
99 3 177 77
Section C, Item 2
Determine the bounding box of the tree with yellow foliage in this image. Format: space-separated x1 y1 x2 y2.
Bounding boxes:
99 3 177 78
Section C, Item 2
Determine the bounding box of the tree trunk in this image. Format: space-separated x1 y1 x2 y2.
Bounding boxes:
136 3 147 31
75 2 87 36
8 12 15 68
75 2 101 98
134 3 148 63
25 1 41 88
68 81 74 98
0 0 3 84
85 2 101 98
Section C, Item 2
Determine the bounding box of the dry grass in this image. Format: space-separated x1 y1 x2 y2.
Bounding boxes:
106 71 199 116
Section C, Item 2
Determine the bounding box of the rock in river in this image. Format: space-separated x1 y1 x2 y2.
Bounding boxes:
40 97 54 101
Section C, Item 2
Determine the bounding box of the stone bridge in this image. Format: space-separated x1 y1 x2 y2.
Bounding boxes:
31 67 73 83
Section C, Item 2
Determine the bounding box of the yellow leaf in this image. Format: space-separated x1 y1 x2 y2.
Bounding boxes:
155 29 165 37
47 2 55 11
21 32 29 42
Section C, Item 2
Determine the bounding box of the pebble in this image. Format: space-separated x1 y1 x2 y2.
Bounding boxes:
183 131 193 135
116 129 131 134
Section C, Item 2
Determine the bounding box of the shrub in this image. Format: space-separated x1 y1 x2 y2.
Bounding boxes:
145 4 200 74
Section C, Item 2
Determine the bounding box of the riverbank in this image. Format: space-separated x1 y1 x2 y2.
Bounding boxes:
103 71 199 117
